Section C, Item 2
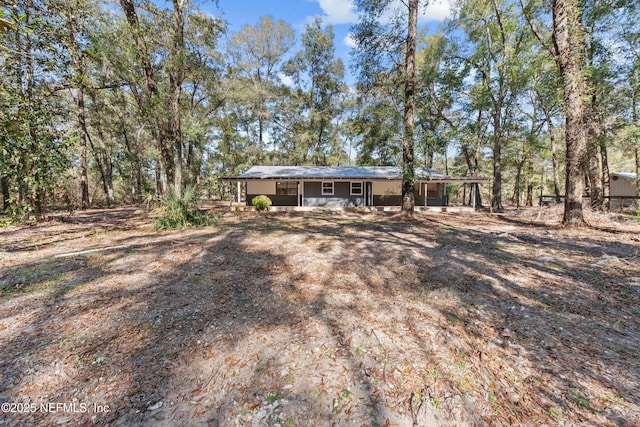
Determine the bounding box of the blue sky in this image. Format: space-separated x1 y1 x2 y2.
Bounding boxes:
202 0 453 85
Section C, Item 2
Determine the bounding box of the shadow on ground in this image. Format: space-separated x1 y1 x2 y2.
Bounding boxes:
0 211 638 426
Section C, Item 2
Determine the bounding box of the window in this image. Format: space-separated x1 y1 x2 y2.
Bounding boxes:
322 182 334 195
426 183 438 198
276 181 297 195
350 182 363 195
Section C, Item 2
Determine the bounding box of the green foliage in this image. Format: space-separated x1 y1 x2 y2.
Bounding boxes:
226 15 295 164
331 388 352 414
266 390 283 404
153 186 216 230
280 17 346 165
0 96 72 219
1 0 638 215
252 195 272 211
569 389 591 409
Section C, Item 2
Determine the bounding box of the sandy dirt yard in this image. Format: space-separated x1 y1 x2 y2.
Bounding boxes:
0 207 639 426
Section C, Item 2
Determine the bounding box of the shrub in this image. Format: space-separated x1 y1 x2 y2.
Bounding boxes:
153 185 217 230
252 195 272 211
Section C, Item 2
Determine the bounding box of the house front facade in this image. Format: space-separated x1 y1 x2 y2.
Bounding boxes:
224 166 486 209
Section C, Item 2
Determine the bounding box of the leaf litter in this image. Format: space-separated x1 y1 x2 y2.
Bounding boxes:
0 207 638 426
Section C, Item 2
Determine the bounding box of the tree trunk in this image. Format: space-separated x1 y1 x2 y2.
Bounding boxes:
513 162 522 208
169 0 185 195
474 183 483 208
552 0 589 226
586 92 604 210
88 92 115 206
462 183 467 206
156 158 164 197
259 114 264 164
66 9 90 209
540 103 563 202
633 82 639 195
492 112 503 210
119 0 174 196
76 90 90 209
550 125 562 202
119 0 158 96
25 22 43 221
159 124 175 192
600 138 610 209
1 177 9 212
401 0 418 216
444 142 449 175
586 138 603 210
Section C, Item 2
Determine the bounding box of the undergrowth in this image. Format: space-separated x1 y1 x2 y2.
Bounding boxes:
152 186 218 230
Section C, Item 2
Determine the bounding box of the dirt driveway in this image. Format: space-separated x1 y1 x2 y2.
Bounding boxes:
1 208 639 426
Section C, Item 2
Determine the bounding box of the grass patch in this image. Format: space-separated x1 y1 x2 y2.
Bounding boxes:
331 388 352 414
569 388 590 409
0 259 99 300
267 390 284 403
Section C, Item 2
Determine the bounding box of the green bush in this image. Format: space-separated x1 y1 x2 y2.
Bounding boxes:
153 185 217 230
252 195 272 211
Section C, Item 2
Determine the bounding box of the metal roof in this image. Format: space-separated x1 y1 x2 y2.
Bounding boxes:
230 166 456 180
611 172 637 180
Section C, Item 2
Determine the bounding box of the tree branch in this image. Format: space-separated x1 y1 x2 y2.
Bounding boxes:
519 0 557 58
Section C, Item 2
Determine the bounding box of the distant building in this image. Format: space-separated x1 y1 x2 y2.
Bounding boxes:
610 172 639 209
224 166 487 209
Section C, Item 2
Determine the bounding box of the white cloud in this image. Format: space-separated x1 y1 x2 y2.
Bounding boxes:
313 0 357 25
381 0 453 24
310 0 452 28
343 33 357 48
420 0 452 22
279 73 294 87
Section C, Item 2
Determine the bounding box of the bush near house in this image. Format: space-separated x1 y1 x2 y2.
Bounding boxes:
252 195 272 211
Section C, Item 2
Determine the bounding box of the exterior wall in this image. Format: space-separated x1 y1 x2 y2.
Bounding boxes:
610 175 639 209
246 181 297 206
243 178 449 207
303 181 364 207
373 195 402 206
247 181 276 195
247 195 297 206
610 176 638 197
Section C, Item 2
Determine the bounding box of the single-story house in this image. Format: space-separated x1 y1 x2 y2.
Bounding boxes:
610 172 639 209
223 166 487 208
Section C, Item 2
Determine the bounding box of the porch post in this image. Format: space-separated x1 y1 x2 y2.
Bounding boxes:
425 182 428 207
237 181 241 203
472 183 477 210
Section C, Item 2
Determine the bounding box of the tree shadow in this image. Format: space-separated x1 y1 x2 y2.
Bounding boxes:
323 215 639 425
0 211 638 426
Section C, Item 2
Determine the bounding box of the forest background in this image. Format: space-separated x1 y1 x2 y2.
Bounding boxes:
1 0 639 223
